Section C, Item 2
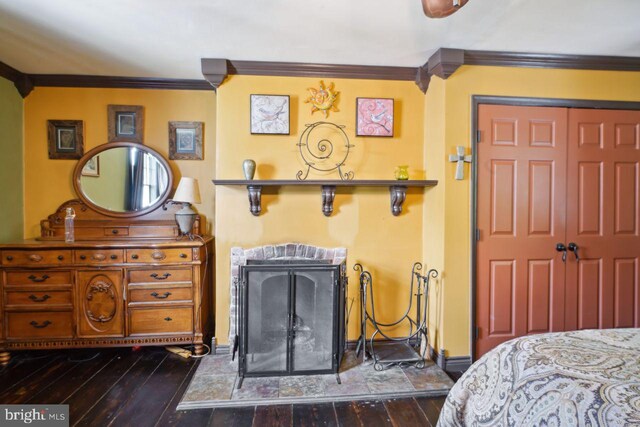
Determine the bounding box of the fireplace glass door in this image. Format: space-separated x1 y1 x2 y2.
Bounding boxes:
239 262 345 380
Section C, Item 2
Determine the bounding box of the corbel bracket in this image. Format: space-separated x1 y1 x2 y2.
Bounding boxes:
247 185 262 216
201 58 229 91
415 48 464 93
389 186 407 216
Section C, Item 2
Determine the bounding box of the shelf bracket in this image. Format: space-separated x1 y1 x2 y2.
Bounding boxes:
321 185 336 217
247 185 262 216
389 185 407 216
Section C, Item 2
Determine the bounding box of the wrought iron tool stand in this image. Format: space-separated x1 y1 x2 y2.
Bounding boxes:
354 262 438 371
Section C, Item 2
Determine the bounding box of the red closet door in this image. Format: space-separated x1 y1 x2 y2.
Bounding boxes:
565 109 640 330
476 104 568 357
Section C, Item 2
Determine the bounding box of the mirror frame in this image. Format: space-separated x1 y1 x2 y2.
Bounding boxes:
73 142 174 218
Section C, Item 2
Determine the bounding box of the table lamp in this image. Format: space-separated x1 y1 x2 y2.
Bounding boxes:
172 177 201 239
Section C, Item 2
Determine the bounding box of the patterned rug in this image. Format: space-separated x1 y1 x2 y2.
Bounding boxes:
178 351 454 409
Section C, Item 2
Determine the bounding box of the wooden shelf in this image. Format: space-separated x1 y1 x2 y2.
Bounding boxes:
212 179 438 216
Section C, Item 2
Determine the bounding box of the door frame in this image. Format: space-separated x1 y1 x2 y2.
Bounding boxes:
469 95 640 362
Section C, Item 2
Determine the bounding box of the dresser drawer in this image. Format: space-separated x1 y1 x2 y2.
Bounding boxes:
128 268 192 284
104 227 129 237
126 248 192 263
6 311 73 339
75 249 124 264
5 290 73 308
2 250 72 266
129 307 193 335
5 270 72 286
129 285 193 304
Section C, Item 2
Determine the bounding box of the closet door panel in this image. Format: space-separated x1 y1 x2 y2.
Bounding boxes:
476 105 568 358
566 109 640 330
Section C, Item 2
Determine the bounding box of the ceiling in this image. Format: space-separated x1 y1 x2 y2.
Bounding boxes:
1 0 639 80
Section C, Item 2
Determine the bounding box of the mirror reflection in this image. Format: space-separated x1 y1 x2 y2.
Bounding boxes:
79 146 169 213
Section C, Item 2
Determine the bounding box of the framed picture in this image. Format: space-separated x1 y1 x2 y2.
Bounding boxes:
250 95 290 135
47 120 84 159
108 105 144 143
356 98 394 137
169 121 204 160
81 155 100 177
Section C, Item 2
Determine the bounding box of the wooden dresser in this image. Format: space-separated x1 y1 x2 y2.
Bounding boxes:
0 200 213 365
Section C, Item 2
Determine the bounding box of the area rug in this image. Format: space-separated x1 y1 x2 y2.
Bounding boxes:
177 351 454 409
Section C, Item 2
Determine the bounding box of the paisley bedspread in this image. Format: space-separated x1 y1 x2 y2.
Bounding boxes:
438 329 640 426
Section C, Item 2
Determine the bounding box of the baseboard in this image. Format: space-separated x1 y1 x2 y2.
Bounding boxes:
429 345 471 372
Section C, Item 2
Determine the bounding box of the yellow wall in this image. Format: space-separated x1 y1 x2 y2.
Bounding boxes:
0 77 23 243
426 66 640 358
215 75 430 344
23 87 216 238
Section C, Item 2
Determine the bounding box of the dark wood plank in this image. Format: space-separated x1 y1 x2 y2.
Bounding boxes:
107 352 197 427
209 406 256 427
351 401 392 427
414 397 442 427
253 404 292 427
0 353 79 404
0 351 60 393
27 350 116 404
384 398 429 427
63 348 144 423
431 396 446 410
333 401 362 427
154 357 212 427
74 350 167 426
292 403 338 427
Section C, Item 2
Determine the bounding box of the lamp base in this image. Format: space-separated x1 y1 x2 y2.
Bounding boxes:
175 204 197 240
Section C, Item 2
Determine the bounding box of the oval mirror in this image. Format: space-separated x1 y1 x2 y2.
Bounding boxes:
73 142 173 217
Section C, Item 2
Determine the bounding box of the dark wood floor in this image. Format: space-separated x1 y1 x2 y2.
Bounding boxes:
0 347 455 426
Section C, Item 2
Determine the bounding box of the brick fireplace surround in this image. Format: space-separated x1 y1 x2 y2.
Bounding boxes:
228 243 347 345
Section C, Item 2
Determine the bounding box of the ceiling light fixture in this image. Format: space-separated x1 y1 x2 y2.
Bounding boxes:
422 0 469 18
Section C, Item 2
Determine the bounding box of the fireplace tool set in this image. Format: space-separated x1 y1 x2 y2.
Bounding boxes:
354 262 438 370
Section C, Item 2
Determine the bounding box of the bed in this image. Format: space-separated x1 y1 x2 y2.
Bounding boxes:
438 329 640 426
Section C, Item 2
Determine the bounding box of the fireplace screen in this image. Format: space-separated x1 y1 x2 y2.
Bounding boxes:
238 261 346 386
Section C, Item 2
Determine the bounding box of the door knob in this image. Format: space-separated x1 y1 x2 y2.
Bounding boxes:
556 243 567 263
568 242 580 262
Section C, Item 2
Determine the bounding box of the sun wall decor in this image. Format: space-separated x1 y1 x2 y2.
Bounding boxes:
304 80 339 117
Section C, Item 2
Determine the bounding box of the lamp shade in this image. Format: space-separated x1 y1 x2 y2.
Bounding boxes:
173 177 201 204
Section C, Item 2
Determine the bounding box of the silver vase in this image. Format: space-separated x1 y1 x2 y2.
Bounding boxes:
242 159 256 180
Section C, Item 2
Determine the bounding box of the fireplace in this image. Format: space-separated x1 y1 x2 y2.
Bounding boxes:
231 244 347 388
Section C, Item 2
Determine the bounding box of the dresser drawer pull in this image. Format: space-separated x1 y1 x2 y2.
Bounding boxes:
151 251 166 261
180 253 188 259
110 255 118 260
57 255 64 261
30 320 52 329
6 255 13 261
28 274 50 283
151 292 171 299
150 273 171 280
112 229 119 234
28 254 43 262
28 294 51 303
131 254 139 260
92 253 107 261
80 255 86 260
164 317 172 322
151 292 172 299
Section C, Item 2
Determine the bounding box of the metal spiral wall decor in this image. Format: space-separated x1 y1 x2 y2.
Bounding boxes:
296 121 355 180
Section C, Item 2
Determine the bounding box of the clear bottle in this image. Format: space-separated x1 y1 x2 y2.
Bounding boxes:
65 207 76 243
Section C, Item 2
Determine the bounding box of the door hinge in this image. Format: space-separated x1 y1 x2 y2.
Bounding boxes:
475 326 480 340
476 130 482 143
475 229 480 241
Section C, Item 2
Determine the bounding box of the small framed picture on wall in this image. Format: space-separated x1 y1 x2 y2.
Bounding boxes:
108 105 144 143
356 98 394 137
168 121 204 160
47 120 84 159
250 94 290 135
